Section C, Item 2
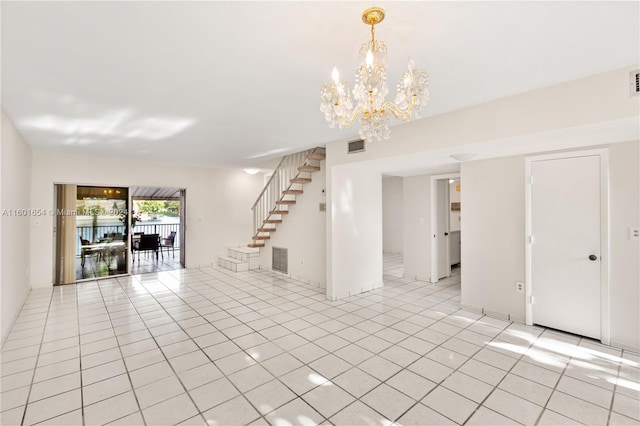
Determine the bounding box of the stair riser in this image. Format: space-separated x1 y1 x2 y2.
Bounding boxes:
227 248 259 262
217 254 260 272
218 259 248 272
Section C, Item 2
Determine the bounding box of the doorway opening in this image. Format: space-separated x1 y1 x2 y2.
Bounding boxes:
449 178 462 274
382 175 404 280
430 173 461 283
130 187 186 274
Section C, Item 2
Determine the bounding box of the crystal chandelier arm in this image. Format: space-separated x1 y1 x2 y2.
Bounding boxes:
338 105 365 128
382 94 417 122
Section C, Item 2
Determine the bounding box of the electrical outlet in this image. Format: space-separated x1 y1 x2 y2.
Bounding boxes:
630 226 639 240
515 281 524 293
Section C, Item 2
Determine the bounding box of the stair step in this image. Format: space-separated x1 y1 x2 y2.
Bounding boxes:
269 209 289 215
291 177 312 184
276 200 296 205
253 235 270 240
307 152 326 160
283 189 303 195
218 256 249 272
248 243 264 248
228 246 260 255
227 246 260 261
257 227 276 232
298 165 321 172
218 256 246 264
264 219 282 224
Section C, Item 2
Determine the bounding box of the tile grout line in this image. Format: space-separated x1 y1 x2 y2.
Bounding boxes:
606 347 623 425
531 334 589 425
461 324 547 426
93 279 148 426
132 269 330 424
74 284 86 426
18 288 55 425
5 268 488 424
116 273 249 424
7 261 637 426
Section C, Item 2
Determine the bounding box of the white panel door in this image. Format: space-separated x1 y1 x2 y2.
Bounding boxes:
531 155 601 339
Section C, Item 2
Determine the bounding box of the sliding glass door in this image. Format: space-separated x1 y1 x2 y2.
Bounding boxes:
76 186 129 280
54 184 130 284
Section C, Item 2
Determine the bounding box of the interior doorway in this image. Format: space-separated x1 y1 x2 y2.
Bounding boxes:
382 175 404 280
430 173 461 283
449 178 461 272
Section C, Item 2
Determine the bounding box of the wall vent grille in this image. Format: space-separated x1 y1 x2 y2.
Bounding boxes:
272 247 288 274
348 139 365 154
631 70 640 96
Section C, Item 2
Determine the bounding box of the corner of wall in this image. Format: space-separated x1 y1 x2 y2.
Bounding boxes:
1 109 34 343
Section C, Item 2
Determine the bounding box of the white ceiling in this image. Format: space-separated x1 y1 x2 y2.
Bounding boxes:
2 1 638 170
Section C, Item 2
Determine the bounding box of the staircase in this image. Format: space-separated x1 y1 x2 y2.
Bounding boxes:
249 147 325 248
217 147 325 272
217 246 260 272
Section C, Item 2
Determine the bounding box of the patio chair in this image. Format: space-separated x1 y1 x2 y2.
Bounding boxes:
131 232 144 252
80 237 100 267
160 231 177 259
134 233 159 262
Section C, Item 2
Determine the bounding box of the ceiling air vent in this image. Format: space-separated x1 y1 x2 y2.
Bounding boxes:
631 70 640 96
348 139 365 154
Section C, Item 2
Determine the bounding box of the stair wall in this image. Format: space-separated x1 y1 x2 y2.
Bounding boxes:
257 160 326 288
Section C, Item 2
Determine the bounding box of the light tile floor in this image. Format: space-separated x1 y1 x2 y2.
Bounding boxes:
2 255 639 425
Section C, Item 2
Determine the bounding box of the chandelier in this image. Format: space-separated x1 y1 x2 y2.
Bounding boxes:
320 7 429 142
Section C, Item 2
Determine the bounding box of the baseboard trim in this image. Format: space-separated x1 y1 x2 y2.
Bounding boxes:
609 340 640 354
1 286 32 346
460 303 483 314
483 309 510 321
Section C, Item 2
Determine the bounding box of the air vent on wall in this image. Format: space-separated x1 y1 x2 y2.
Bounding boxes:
348 139 365 154
272 247 288 274
631 69 640 96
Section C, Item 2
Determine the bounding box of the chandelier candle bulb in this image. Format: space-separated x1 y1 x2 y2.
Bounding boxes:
320 7 429 142
366 50 374 68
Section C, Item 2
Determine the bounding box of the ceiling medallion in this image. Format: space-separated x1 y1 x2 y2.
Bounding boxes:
321 7 429 142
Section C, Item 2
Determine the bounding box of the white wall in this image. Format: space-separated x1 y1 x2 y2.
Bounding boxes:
461 141 640 351
461 156 525 320
325 66 639 169
450 181 461 232
608 141 640 350
328 167 382 300
30 151 263 288
259 162 326 288
382 176 403 254
1 111 33 343
402 175 431 281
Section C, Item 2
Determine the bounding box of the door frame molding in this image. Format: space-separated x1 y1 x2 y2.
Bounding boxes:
430 173 460 283
524 148 610 344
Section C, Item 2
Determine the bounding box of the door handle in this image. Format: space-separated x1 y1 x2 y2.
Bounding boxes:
588 255 598 261
444 232 449 236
